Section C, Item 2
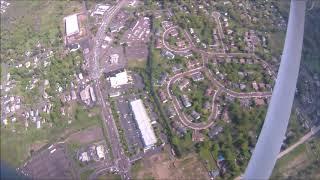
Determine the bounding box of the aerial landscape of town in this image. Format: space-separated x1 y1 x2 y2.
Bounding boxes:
0 0 319 179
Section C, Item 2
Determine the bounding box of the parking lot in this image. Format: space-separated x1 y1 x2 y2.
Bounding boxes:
106 72 146 155
116 96 144 154
100 46 126 74
20 144 76 179
124 17 150 44
121 17 150 61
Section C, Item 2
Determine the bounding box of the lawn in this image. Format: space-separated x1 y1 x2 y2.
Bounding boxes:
199 146 217 171
80 169 94 180
97 173 121 180
268 31 285 57
1 0 82 63
172 131 194 155
127 59 147 69
0 105 101 167
274 143 307 173
272 135 320 179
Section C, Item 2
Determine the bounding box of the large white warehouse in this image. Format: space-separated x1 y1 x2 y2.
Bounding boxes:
110 71 128 88
65 14 79 36
130 99 157 150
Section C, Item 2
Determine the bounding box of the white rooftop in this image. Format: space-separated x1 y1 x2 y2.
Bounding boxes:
130 99 157 149
65 14 79 36
110 71 128 88
96 145 105 159
110 54 119 64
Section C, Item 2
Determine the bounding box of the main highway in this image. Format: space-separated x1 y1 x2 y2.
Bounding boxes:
87 0 130 179
90 0 127 80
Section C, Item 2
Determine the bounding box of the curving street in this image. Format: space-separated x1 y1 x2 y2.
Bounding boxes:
162 11 275 131
166 67 272 130
162 26 193 53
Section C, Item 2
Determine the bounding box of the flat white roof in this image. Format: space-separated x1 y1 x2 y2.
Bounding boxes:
130 99 157 148
65 14 79 36
110 71 128 88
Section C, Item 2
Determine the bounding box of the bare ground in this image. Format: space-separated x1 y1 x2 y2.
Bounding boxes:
66 126 104 145
133 148 209 180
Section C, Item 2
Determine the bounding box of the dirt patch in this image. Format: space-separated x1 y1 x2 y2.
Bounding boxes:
66 126 103 145
133 148 208 180
281 153 308 176
30 141 48 152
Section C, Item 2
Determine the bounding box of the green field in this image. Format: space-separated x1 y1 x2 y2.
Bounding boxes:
0 105 101 167
80 169 94 180
97 173 121 180
0 0 97 167
268 31 285 57
0 0 82 63
272 135 320 179
127 59 147 69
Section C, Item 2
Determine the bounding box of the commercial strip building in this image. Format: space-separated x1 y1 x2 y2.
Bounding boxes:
91 4 110 16
64 14 79 36
130 99 157 150
109 71 129 88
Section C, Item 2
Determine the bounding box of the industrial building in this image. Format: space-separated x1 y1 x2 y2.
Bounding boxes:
109 71 129 88
130 99 157 150
65 14 79 36
96 145 105 160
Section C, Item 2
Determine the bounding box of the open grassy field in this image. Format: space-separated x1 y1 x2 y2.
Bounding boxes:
0 105 102 167
97 173 121 180
272 135 320 179
268 31 285 57
127 58 147 69
0 0 82 62
131 147 209 180
80 169 95 180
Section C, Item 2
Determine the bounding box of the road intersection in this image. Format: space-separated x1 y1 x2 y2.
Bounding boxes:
86 1 131 179
86 1 276 176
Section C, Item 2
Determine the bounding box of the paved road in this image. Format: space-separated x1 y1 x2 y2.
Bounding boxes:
212 11 226 53
87 0 130 179
166 66 272 130
166 67 215 130
205 70 272 98
89 0 127 79
162 26 192 53
277 125 320 159
212 11 225 39
93 82 130 179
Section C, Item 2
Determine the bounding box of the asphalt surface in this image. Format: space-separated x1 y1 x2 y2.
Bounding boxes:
205 70 273 98
94 81 131 179
87 0 131 179
212 11 226 53
89 0 127 80
20 143 77 179
116 96 144 154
